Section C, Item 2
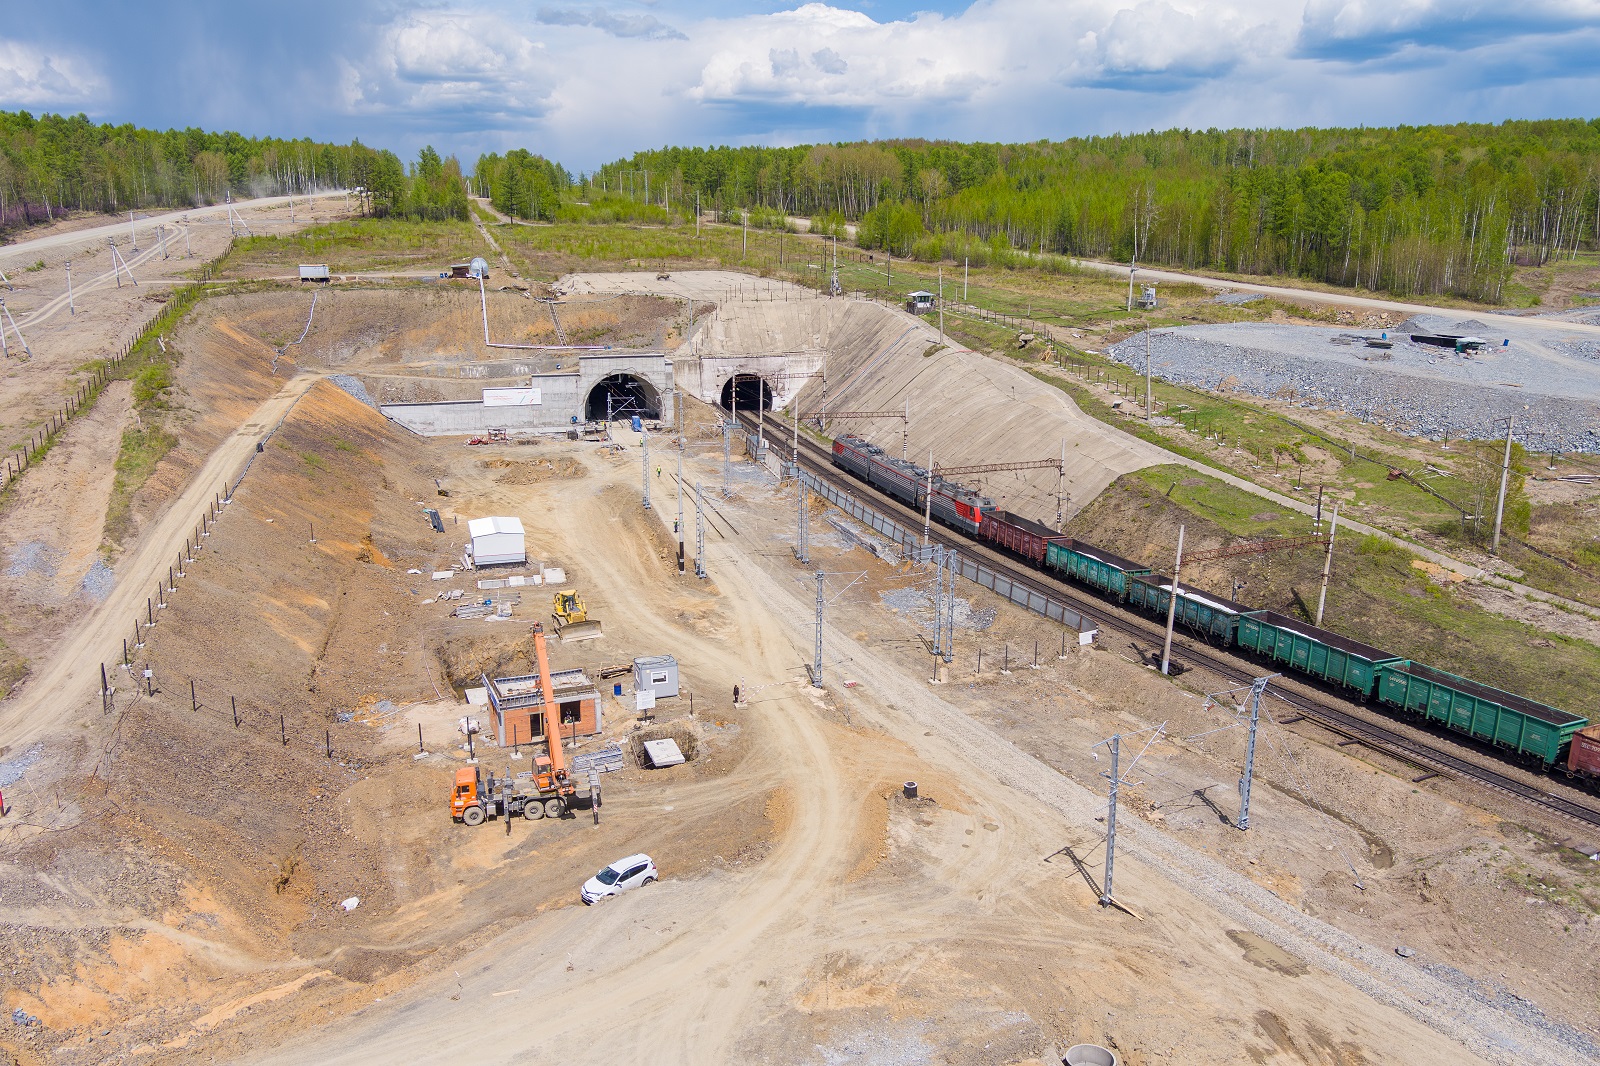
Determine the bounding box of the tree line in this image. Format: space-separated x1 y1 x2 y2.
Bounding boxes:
0 110 470 235
581 120 1600 303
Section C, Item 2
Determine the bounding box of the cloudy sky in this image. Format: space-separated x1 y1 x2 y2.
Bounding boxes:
3 1 1597 170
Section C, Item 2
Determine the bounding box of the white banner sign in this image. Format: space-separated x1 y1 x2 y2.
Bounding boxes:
483 388 542 407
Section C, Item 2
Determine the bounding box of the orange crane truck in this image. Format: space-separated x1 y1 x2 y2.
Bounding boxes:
450 623 579 825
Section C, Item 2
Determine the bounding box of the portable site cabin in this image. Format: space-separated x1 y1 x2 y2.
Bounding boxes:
467 516 527 567
905 291 936 314
633 655 679 699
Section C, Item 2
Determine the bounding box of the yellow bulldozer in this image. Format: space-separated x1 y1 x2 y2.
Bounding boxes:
552 589 603 641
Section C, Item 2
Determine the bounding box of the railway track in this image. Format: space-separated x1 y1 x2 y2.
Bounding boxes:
740 412 1600 831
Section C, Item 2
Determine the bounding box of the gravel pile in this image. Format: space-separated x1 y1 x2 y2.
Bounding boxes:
879 585 994 632
77 558 115 601
0 743 41 789
329 374 377 408
4 541 56 579
1109 318 1600 451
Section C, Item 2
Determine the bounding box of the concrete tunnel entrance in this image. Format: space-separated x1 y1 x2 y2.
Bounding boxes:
586 374 662 421
719 374 774 412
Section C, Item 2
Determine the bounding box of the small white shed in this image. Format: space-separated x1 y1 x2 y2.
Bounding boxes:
467 516 526 567
633 655 679 699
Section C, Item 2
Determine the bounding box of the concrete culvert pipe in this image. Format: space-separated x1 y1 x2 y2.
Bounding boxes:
1064 1045 1117 1066
903 781 918 799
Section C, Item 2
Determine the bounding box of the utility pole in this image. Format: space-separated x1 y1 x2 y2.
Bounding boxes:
943 550 956 664
0 298 32 359
130 210 137 251
813 571 826 688
676 438 685 572
1237 676 1273 831
694 481 707 579
937 265 944 344
695 190 700 238
1057 439 1067 529
796 478 810 563
931 544 945 674
742 213 747 259
1314 505 1340 627
792 398 800 475
963 256 968 301
65 261 74 315
1091 722 1165 909
1101 734 1119 906
641 428 651 510
159 225 167 259
722 420 732 498
1491 416 1515 554
1160 525 1185 676
922 449 935 548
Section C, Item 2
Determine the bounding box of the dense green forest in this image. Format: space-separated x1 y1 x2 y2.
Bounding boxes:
580 121 1600 302
0 110 469 234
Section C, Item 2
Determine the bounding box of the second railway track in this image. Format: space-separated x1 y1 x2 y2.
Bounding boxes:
737 411 1600 830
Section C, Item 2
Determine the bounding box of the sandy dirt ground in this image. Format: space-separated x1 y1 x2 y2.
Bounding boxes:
1 263 1597 1066
0 194 356 452
2 392 1596 1064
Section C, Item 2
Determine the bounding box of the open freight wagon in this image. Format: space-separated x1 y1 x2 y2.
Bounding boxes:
1045 540 1152 601
1235 610 1398 696
1373 661 1586 766
1127 577 1253 645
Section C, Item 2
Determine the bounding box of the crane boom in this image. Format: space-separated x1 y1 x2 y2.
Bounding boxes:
529 623 570 786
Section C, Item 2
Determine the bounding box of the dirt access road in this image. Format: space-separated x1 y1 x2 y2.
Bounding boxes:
234 441 1575 1066
0 372 320 751
1073 257 1600 340
0 191 347 263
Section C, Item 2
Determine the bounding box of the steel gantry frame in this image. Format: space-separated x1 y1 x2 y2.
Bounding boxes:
804 401 911 459
933 451 1069 528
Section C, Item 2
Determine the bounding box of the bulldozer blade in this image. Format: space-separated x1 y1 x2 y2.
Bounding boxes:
556 620 604 642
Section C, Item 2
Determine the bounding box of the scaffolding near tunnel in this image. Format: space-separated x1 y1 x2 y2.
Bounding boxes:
587 373 662 421
719 373 775 412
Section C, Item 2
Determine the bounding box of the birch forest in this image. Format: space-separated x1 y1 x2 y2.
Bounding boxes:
588 120 1600 302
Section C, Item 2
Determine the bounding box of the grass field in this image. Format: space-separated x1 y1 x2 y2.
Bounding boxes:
1076 467 1600 713
220 219 487 275
220 216 1598 609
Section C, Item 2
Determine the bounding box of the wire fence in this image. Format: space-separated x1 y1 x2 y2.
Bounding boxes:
0 240 234 495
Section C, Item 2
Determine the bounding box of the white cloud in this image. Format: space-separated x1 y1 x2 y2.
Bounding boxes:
690 3 1004 105
340 11 556 124
536 6 687 41
1297 0 1600 58
0 39 104 107
1087 1 1268 86
8 2 1597 170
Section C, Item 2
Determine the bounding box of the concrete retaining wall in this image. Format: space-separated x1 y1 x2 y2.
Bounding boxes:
377 351 674 436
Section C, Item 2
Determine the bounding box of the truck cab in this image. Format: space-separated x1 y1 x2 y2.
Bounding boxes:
451 767 483 823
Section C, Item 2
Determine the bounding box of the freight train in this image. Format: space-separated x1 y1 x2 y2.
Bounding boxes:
830 433 1600 783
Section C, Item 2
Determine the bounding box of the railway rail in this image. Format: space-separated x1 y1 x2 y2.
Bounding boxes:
740 411 1600 830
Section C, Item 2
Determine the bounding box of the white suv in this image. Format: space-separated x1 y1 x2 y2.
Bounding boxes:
581 854 657 904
